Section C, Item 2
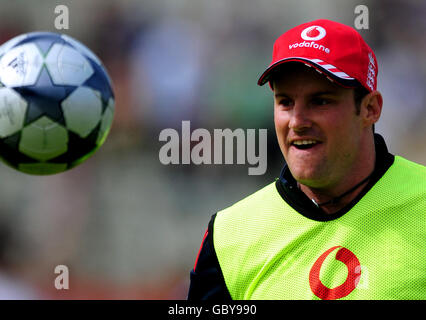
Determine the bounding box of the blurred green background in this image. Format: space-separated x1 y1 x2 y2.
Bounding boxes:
0 0 424 299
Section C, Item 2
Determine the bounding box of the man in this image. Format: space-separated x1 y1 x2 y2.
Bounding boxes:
188 19 425 300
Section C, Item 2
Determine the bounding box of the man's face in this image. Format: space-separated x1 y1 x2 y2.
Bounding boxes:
273 65 364 190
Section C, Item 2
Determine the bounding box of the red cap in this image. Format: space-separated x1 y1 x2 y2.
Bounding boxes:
257 19 378 92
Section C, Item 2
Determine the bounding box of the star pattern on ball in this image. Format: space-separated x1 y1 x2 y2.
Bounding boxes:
14 66 77 126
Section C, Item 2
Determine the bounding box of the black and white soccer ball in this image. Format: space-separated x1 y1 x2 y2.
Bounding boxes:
0 31 114 175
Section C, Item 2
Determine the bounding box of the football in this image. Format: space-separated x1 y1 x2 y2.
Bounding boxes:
0 31 114 175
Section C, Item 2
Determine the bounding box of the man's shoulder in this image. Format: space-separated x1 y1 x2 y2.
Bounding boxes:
217 181 280 217
389 155 426 184
393 155 426 172
374 155 426 207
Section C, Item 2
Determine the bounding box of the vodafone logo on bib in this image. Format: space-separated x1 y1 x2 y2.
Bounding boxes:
309 246 361 300
301 26 326 41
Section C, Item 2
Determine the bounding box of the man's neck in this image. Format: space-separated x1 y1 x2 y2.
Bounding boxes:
298 176 372 214
298 136 376 215
278 133 395 221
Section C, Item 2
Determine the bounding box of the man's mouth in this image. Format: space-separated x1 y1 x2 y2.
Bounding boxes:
291 140 322 150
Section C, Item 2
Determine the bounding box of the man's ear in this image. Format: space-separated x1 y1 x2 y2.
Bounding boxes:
361 90 383 128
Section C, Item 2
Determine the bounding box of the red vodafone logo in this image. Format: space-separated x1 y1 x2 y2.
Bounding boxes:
301 26 326 41
309 246 361 300
307 27 320 38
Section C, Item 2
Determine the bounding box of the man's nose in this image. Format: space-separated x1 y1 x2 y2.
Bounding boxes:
288 102 312 131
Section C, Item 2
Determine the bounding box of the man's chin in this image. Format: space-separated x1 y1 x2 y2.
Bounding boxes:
288 166 327 188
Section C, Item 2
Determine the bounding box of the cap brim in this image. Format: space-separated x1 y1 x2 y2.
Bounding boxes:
257 57 359 88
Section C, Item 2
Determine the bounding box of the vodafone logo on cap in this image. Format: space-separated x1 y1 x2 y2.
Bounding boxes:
289 25 330 53
301 26 326 41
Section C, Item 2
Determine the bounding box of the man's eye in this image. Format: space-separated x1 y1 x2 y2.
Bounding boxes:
312 98 330 106
279 99 293 107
